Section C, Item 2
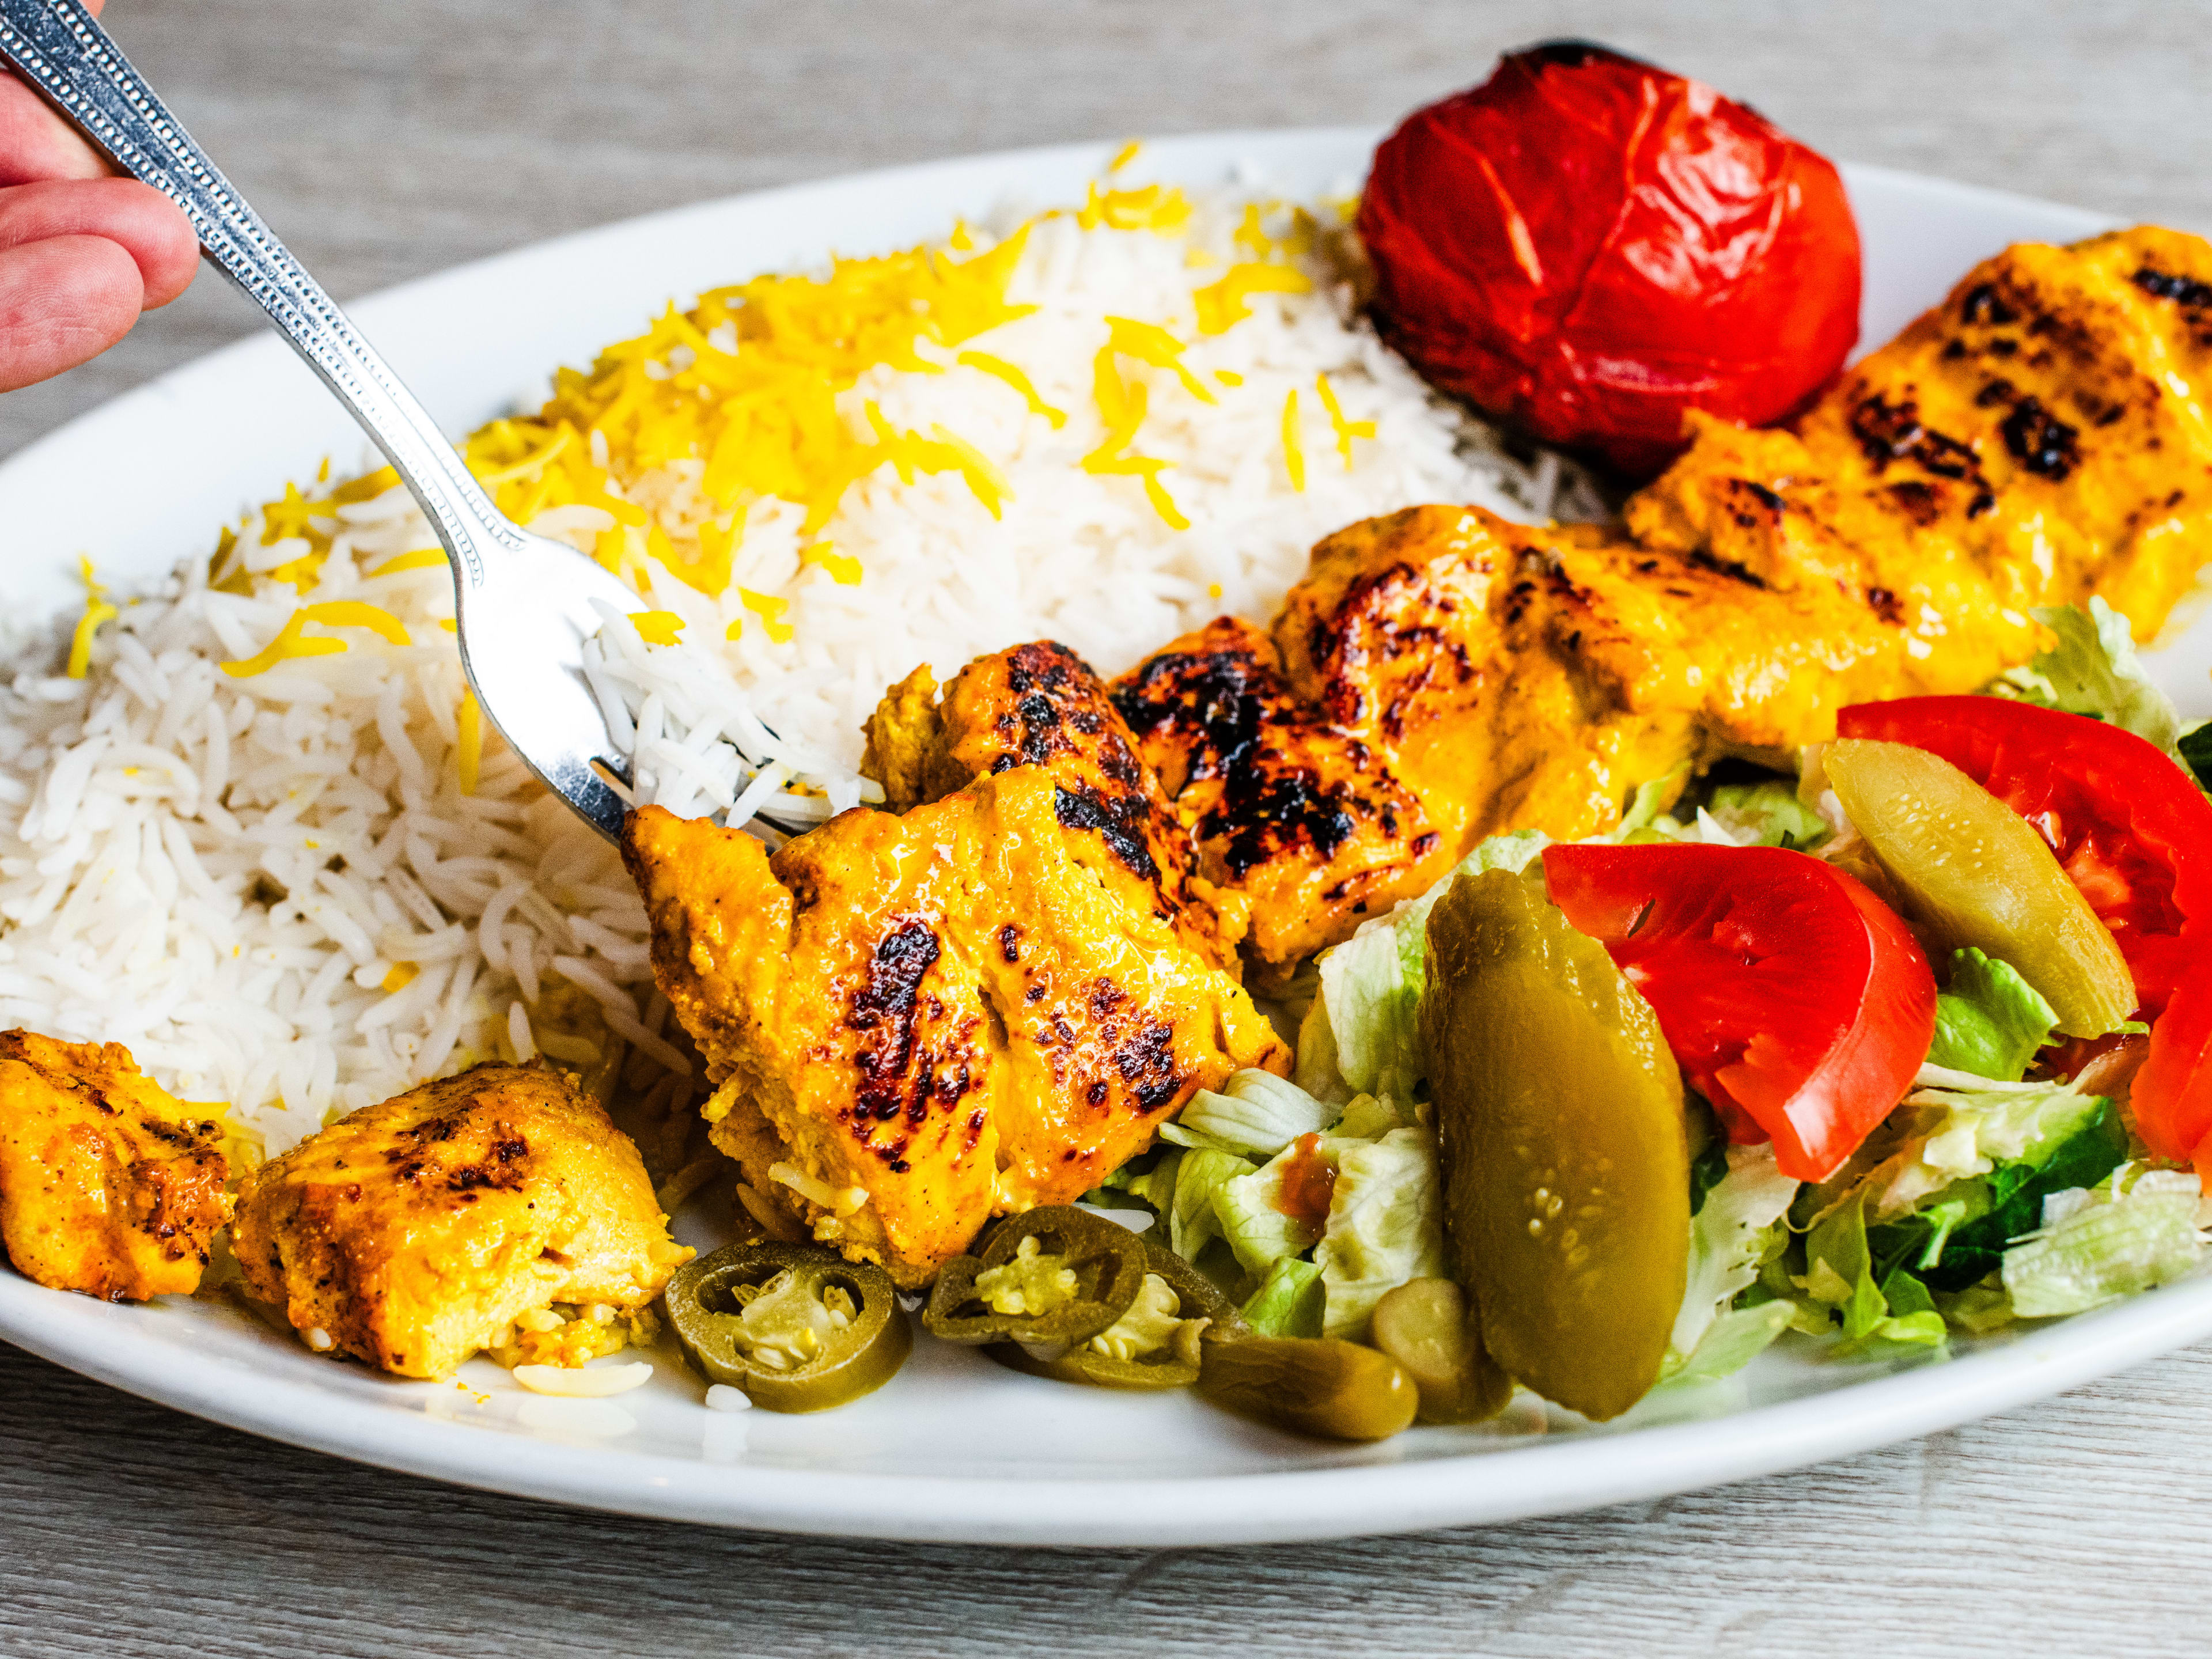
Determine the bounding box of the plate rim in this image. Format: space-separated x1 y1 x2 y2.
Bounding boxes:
10 1263 2211 1546
0 128 2196 1547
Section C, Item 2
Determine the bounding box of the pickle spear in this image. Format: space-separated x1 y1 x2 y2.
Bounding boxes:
1824 738 2135 1038
1418 865 1690 1422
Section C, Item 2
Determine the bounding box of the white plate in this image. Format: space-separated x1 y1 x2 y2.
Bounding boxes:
2 130 2207 1549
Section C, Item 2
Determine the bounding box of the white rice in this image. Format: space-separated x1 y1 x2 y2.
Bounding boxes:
0 182 1590 1156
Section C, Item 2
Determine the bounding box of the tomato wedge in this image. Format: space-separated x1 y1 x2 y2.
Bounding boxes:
1836 696 2212 1163
1543 843 1937 1181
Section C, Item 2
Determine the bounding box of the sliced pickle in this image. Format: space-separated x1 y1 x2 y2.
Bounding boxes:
1418 865 1688 1422
1825 739 2134 1037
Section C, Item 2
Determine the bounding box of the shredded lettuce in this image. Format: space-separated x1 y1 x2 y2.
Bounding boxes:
1121 1151 1181 1216
1702 781 1832 850
1212 1143 1329 1275
1668 1142 1800 1366
1241 1256 1325 1338
1802 1192 1948 1355
1926 948 2058 1082
1859 1073 2110 1223
1992 599 2181 753
1870 1097 2128 1293
1169 1148 1252 1262
1174 1069 1339 1157
2002 1166 2207 1316
1612 762 1691 840
1312 1126 1445 1339
1317 829 1551 1100
1663 1303 1796 1387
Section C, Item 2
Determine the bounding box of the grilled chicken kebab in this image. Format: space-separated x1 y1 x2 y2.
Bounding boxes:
629 225 2212 1286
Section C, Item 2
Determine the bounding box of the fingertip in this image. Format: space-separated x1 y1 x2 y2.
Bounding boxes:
107 177 197 307
0 234 142 392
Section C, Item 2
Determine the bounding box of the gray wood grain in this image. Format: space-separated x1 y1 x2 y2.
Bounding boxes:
5 1 2212 1653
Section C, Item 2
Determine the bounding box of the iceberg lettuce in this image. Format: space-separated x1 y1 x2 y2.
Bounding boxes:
1213 1143 1330 1275
1317 829 1551 1100
1168 1148 1253 1262
1859 1071 2110 1223
1668 1143 1799 1366
2003 1166 2207 1316
1925 948 2058 1082
1701 781 1832 851
1312 1126 1445 1339
1991 598 2181 754
1173 1069 1340 1158
1240 1256 1326 1338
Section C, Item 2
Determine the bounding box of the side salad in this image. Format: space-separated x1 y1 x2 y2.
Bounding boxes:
1097 599 2212 1423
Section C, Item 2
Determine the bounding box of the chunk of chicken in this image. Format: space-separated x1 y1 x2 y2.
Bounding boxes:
1630 226 2212 676
233 1063 690 1378
625 771 1289 1289
1109 616 1453 987
1272 503 1905 849
1272 228 2212 857
860 640 1248 974
0 1031 230 1302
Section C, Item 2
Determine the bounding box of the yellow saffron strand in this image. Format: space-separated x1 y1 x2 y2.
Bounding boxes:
628 610 685 646
1282 389 1306 493
368 548 448 577
802 543 865 586
957 350 1067 428
1103 316 1215 405
219 611 346 677
67 601 117 679
300 601 411 645
456 691 483 796
1107 139 1142 174
1313 372 1377 469
1192 263 1314 335
738 588 795 643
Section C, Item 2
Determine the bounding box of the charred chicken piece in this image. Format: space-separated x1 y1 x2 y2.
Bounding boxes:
1109 616 1453 988
1629 225 2212 680
861 639 1247 972
1272 503 1905 851
0 1031 232 1302
233 1063 689 1378
625 776 1288 1290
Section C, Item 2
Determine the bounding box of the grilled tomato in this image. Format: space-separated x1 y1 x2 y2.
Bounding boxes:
1357 40 1861 478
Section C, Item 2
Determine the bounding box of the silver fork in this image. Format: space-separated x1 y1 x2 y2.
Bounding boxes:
0 0 656 843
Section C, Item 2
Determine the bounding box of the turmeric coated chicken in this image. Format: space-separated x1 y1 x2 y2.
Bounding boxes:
0 1031 231 1302
1275 225 2212 852
624 771 1289 1289
1628 226 2212 690
861 639 1249 974
1109 616 1454 989
234 1063 690 1378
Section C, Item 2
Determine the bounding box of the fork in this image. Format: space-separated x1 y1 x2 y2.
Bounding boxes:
0 0 655 844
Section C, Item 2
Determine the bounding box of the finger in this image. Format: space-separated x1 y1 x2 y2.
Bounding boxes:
0 233 143 392
0 177 195 306
0 75 112 184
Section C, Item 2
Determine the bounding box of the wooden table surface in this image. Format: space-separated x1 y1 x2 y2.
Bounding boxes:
6 2 2212 1654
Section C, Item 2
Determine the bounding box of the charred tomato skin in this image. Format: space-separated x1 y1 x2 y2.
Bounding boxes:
1357 40 1862 478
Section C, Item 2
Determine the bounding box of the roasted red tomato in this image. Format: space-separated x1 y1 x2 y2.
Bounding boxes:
1543 843 1936 1181
1837 695 2212 1162
1357 41 1861 479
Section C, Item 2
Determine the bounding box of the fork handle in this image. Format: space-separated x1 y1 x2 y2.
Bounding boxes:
0 0 509 591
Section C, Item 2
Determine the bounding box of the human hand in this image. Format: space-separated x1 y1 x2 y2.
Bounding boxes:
0 0 196 392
